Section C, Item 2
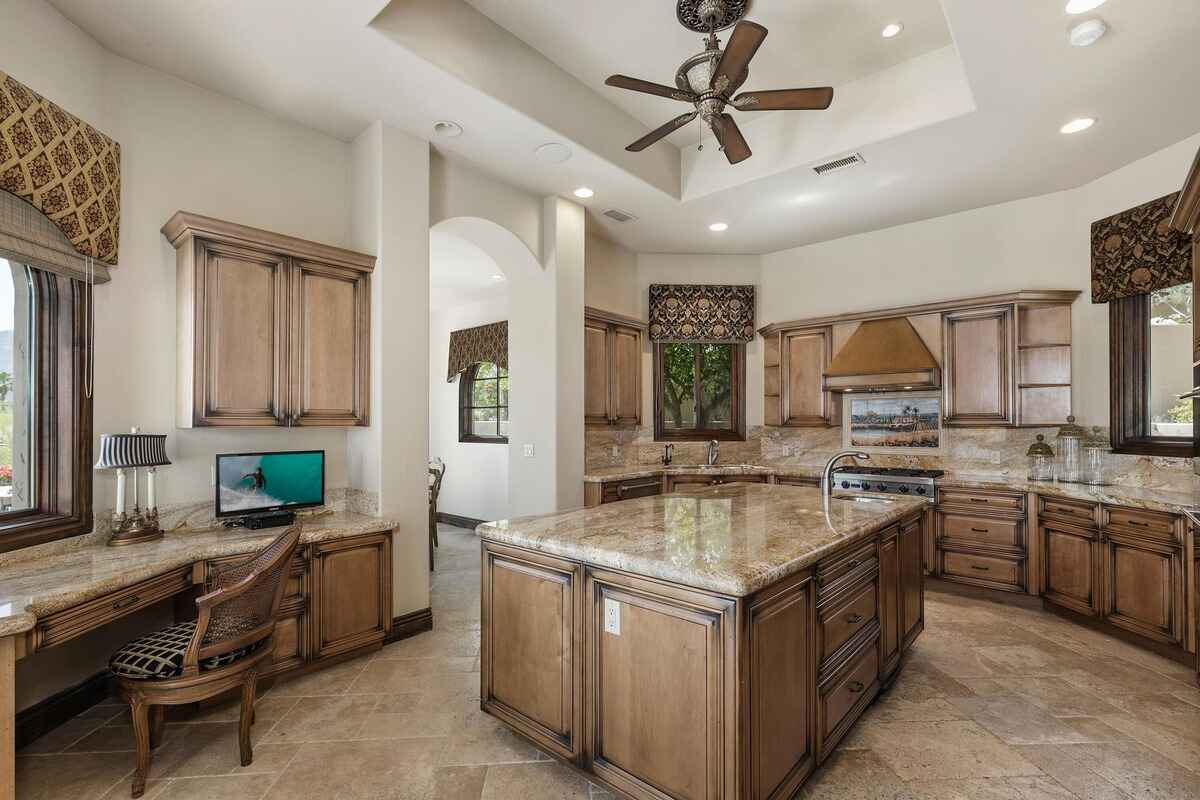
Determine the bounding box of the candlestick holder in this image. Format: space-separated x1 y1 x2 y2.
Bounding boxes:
95 430 171 546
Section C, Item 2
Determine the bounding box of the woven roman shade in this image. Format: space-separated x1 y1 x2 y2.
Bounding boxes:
447 320 508 382
648 284 755 342
0 70 120 279
1091 193 1192 303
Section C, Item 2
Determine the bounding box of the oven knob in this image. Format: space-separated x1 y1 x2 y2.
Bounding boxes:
916 486 927 495
841 481 850 489
899 485 910 493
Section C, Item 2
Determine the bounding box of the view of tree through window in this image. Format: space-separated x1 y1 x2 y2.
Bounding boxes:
661 343 734 432
0 259 32 512
1149 282 1193 439
461 362 508 442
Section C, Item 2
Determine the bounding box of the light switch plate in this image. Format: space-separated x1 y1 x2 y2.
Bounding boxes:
603 598 620 635
523 444 535 457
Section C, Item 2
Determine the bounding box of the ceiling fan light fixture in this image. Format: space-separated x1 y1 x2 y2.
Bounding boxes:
573 187 595 199
1065 0 1106 14
1060 117 1096 134
708 222 729 232
1069 18 1107 46
881 22 904 39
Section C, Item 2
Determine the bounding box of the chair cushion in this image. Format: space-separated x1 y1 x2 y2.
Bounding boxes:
109 620 266 680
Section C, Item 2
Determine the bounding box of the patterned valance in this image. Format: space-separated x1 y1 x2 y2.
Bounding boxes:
0 71 121 266
648 284 755 342
1091 193 1192 303
447 321 508 382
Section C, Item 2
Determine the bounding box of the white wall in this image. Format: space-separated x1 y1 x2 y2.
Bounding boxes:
761 132 1200 428
430 295 510 522
584 232 639 318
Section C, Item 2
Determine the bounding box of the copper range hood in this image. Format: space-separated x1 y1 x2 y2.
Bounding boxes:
823 318 940 393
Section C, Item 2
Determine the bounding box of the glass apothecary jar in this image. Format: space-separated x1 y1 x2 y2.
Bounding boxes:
1055 415 1086 483
1026 434 1055 481
1082 426 1112 486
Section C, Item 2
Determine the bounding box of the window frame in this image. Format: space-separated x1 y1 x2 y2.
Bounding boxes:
458 361 509 444
1108 291 1195 458
0 267 93 553
653 341 746 442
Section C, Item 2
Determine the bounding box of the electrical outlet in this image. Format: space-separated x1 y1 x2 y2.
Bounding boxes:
523 444 535 457
611 445 620 457
603 598 620 635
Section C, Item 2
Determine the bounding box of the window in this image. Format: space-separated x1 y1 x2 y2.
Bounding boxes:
1109 282 1194 457
654 342 745 441
459 362 509 443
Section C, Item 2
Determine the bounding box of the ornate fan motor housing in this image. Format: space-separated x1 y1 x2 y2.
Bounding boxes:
676 0 748 33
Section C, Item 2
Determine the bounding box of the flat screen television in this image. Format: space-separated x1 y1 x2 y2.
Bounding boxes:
215 450 325 518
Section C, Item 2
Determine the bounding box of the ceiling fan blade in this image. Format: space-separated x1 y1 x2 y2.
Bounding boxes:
732 87 834 111
626 112 699 152
606 75 695 102
710 113 752 164
710 21 767 95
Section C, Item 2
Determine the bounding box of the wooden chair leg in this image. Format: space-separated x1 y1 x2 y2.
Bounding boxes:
149 705 165 750
239 671 257 767
130 695 152 798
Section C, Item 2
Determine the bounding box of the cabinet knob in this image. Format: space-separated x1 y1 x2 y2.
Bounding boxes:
970 527 989 533
846 613 865 624
847 681 865 693
113 595 140 610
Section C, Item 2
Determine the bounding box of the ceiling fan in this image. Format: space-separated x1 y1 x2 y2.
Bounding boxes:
605 0 834 165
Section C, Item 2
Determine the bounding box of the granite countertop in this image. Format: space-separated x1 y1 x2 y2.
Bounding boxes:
478 483 926 597
0 512 398 639
584 464 1198 516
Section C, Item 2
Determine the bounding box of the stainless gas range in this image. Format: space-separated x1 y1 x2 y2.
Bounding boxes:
829 467 944 504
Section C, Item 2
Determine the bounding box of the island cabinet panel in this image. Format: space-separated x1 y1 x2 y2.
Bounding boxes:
878 529 901 679
482 545 583 761
311 533 391 660
1101 530 1184 646
585 568 736 800
1040 522 1100 617
745 573 816 800
899 517 925 647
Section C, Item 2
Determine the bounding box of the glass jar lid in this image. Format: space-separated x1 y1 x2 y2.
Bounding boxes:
1082 426 1111 451
1056 415 1086 440
1026 434 1054 457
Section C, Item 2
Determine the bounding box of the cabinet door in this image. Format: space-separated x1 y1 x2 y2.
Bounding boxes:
194 240 288 426
1041 523 1100 617
1102 531 1184 646
584 318 612 425
263 605 308 677
899 516 924 649
609 325 642 426
878 528 900 678
783 328 834 426
291 260 370 426
482 543 582 761
311 533 391 660
586 569 735 800
943 307 1013 426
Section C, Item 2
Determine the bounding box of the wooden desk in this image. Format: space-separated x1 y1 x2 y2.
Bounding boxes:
0 514 396 800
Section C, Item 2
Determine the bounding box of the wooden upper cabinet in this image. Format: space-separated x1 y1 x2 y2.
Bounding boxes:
782 328 835 427
164 212 374 428
943 306 1014 426
583 308 645 427
291 261 370 426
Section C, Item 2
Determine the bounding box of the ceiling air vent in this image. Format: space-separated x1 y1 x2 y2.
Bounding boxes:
603 208 638 223
812 152 866 176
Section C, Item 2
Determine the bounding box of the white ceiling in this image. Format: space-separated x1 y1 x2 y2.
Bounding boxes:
430 231 506 312
46 0 1200 255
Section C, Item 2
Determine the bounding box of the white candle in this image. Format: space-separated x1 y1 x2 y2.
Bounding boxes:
147 467 156 511
115 468 126 515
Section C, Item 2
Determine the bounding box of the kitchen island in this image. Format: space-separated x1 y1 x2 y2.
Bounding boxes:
477 483 927 800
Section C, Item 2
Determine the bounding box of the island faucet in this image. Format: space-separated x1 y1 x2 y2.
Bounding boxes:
706 439 720 466
821 450 871 503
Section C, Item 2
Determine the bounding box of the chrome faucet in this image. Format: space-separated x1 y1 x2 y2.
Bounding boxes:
822 450 871 503
662 443 674 466
706 439 720 466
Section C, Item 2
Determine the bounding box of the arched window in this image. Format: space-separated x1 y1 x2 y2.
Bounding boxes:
460 362 508 443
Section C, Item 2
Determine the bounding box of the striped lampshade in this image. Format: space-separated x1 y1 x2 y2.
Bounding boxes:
94 434 171 469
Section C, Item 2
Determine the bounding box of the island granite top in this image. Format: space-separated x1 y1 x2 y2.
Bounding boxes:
477 483 925 597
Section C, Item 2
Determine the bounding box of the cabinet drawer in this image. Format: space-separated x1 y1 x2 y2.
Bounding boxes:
1104 507 1177 541
941 513 1024 550
820 638 879 741
601 478 662 503
819 580 877 666
1039 496 1098 528
816 541 878 598
941 550 1022 590
207 552 306 601
938 488 1024 512
35 567 193 651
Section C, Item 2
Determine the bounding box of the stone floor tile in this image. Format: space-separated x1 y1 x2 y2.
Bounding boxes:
897 775 1081 800
260 694 380 743
376 629 480 660
1060 740 1200 799
480 762 592 800
795 749 907 799
1094 713 1200 772
15 752 136 800
858 720 1044 780
1013 744 1132 800
18 715 108 754
266 656 368 697
262 739 446 799
947 696 1112 745
152 773 276 800
958 677 1121 718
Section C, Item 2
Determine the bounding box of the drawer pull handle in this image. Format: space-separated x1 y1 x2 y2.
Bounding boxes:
618 481 660 495
847 681 865 693
112 595 140 610
970 565 990 572
969 498 988 503
846 613 865 624
846 559 861 569
1126 520 1149 527
970 527 989 533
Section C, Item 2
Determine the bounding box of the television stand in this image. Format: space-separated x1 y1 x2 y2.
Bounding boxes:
227 510 296 530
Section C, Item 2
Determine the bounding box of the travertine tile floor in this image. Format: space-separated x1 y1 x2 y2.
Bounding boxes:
17 525 1200 799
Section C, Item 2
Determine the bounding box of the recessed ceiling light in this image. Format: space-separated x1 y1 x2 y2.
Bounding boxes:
1065 0 1106 14
535 142 573 163
1060 117 1096 134
1069 18 1107 46
491 274 505 281
573 187 595 199
881 22 904 39
432 120 463 138
708 222 729 232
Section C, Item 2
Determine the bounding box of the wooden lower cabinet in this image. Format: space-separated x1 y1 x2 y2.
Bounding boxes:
1040 522 1100 617
310 533 392 660
586 477 664 507
1102 530 1184 646
480 512 926 799
665 474 768 492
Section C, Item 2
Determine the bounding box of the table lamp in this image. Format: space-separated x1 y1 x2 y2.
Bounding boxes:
95 428 171 546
